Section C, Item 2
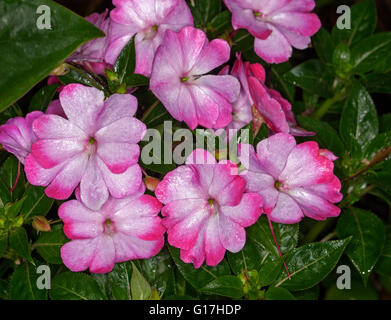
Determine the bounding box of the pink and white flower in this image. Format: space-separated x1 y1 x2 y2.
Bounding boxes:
60 185 165 273
239 133 342 224
0 111 43 164
69 10 112 75
226 55 313 136
155 149 263 268
107 0 193 77
25 84 146 210
150 26 240 130
224 0 321 63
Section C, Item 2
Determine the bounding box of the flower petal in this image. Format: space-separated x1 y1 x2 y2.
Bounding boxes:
59 84 104 135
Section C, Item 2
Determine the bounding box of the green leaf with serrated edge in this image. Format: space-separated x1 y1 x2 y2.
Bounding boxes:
34 225 68 264
113 35 136 85
312 28 335 64
297 116 345 158
337 208 386 284
247 215 299 259
0 0 104 111
50 272 105 300
21 186 54 221
339 82 378 159
283 59 333 98
273 238 351 291
131 261 152 300
29 84 59 112
0 157 25 204
332 0 377 46
375 227 391 277
9 227 33 264
351 33 391 74
9 261 47 300
168 246 231 290
265 287 295 300
200 275 243 299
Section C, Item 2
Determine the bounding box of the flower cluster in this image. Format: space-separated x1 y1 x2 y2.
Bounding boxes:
0 0 341 272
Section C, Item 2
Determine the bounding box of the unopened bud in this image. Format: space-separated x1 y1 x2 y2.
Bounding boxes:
32 216 51 232
144 176 160 192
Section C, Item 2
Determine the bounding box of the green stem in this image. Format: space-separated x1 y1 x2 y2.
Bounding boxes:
313 91 346 119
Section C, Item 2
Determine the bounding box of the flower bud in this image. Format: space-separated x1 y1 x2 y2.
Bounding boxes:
144 176 160 192
32 216 51 232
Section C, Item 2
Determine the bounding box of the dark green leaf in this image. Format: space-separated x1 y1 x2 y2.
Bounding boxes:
291 285 319 300
0 0 104 110
337 208 386 284
50 272 105 300
58 66 106 91
265 287 295 300
0 232 8 258
168 246 231 290
9 227 33 264
29 84 59 112
375 228 391 277
139 248 175 297
0 157 25 204
113 35 136 84
9 262 47 300
209 11 232 37
227 238 265 275
200 275 243 299
21 186 54 221
312 28 335 64
339 82 378 158
34 225 68 264
271 63 295 103
325 278 377 300
193 0 221 25
363 131 391 160
365 73 391 94
351 33 391 73
297 116 345 157
131 261 152 300
124 73 149 87
258 254 283 287
247 215 299 259
274 238 351 291
283 60 333 98
332 0 377 46
379 114 391 133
